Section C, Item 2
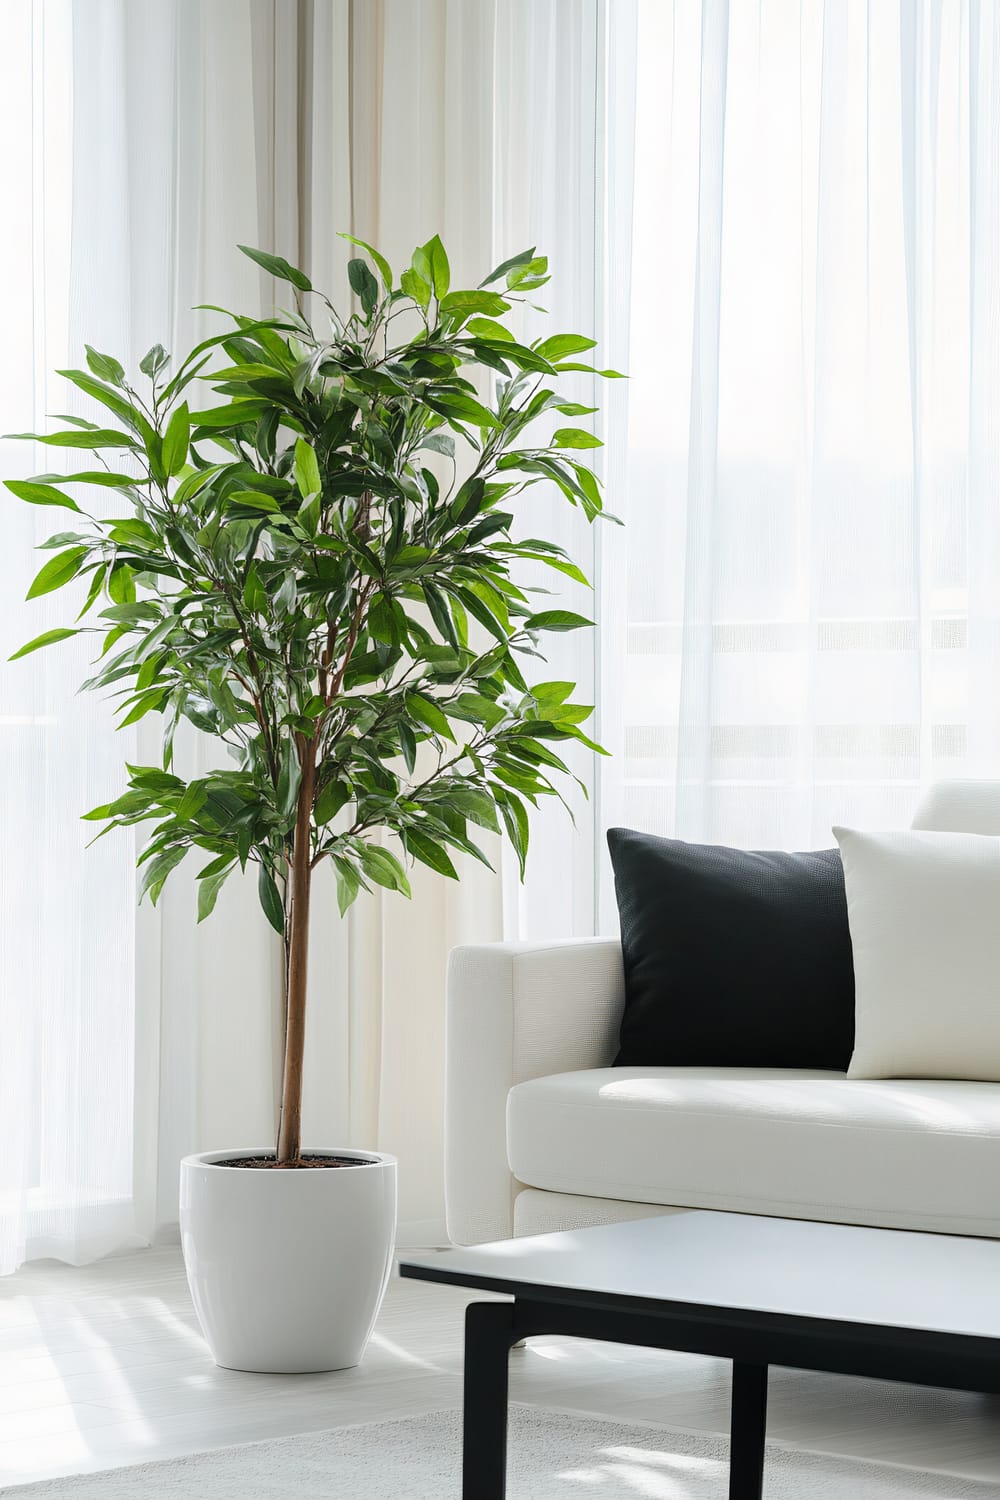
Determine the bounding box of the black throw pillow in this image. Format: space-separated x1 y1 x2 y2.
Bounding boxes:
607 828 855 1070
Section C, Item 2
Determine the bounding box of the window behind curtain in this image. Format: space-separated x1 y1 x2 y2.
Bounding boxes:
596 0 1000 923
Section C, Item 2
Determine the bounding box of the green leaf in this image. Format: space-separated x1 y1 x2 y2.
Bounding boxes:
56 370 147 431
553 427 603 449
442 291 510 318
358 843 411 897
5 479 82 512
26 545 88 599
101 601 159 623
109 518 157 547
518 550 591 586
479 246 536 288
37 529 92 549
553 363 626 379
238 244 312 292
534 333 597 362
368 592 400 647
300 491 322 536
422 580 459 648
407 691 455 742
447 787 500 833
337 233 393 289
141 845 187 905
331 858 361 916
162 403 190 475
348 258 379 318
177 780 208 822
530 681 575 712
421 432 455 458
85 345 125 385
465 317 514 343
400 267 431 311
188 400 267 428
277 748 303 819
450 476 485 524
37 470 145 488
566 725 609 755
82 800 114 822
294 437 322 500
118 689 167 727
507 255 549 289
49 414 100 430
495 788 530 877
398 721 417 775
423 234 450 299
315 779 352 825
134 652 163 692
229 489 280 514
257 864 286 933
568 462 603 516
448 691 505 728
454 585 509 643
424 391 499 430
9 626 79 660
196 852 236 879
98 623 127 658
107 562 136 605
6 428 139 449
523 610 595 633
197 867 233 922
404 827 458 879
139 344 169 378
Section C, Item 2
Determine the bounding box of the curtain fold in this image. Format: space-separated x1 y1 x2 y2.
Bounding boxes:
492 0 608 940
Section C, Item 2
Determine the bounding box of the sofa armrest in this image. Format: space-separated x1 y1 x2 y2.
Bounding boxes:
444 938 625 1245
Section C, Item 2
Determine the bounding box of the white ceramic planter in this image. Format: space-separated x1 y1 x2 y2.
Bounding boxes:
180 1148 397 1373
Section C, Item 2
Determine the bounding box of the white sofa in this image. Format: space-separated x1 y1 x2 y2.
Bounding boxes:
445 780 1000 1245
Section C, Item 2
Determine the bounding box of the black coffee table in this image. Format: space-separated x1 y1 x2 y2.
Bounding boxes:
400 1209 1000 1498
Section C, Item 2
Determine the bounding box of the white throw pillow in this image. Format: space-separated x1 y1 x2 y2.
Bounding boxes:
834 826 1000 1081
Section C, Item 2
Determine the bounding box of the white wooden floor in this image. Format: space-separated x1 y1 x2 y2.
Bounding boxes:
1 1245 999 1489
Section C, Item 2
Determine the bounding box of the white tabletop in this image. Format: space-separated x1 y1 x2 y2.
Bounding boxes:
400 1211 1000 1341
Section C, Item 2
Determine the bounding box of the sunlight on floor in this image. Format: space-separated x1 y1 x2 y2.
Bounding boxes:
560 1444 723 1495
2 1249 1000 1489
368 1330 446 1372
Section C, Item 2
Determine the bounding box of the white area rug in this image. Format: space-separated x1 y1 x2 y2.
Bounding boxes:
6 1405 992 1498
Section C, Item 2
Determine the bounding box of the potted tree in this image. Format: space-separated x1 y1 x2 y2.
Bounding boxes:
6 235 616 1372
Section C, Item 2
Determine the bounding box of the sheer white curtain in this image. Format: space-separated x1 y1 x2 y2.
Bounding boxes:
0 0 142 1273
595 0 1000 927
0 0 295 1275
493 0 636 941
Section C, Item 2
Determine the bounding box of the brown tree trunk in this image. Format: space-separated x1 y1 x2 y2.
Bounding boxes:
276 755 315 1163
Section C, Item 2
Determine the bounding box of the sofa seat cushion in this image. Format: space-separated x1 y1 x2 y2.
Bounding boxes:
506 1067 1000 1237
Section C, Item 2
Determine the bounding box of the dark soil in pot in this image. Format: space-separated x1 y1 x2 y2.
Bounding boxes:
216 1154 375 1169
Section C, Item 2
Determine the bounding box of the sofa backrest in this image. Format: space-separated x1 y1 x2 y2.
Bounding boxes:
911 780 1000 835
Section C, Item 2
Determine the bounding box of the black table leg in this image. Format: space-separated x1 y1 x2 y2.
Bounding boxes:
729 1361 768 1500
463 1301 517 1499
